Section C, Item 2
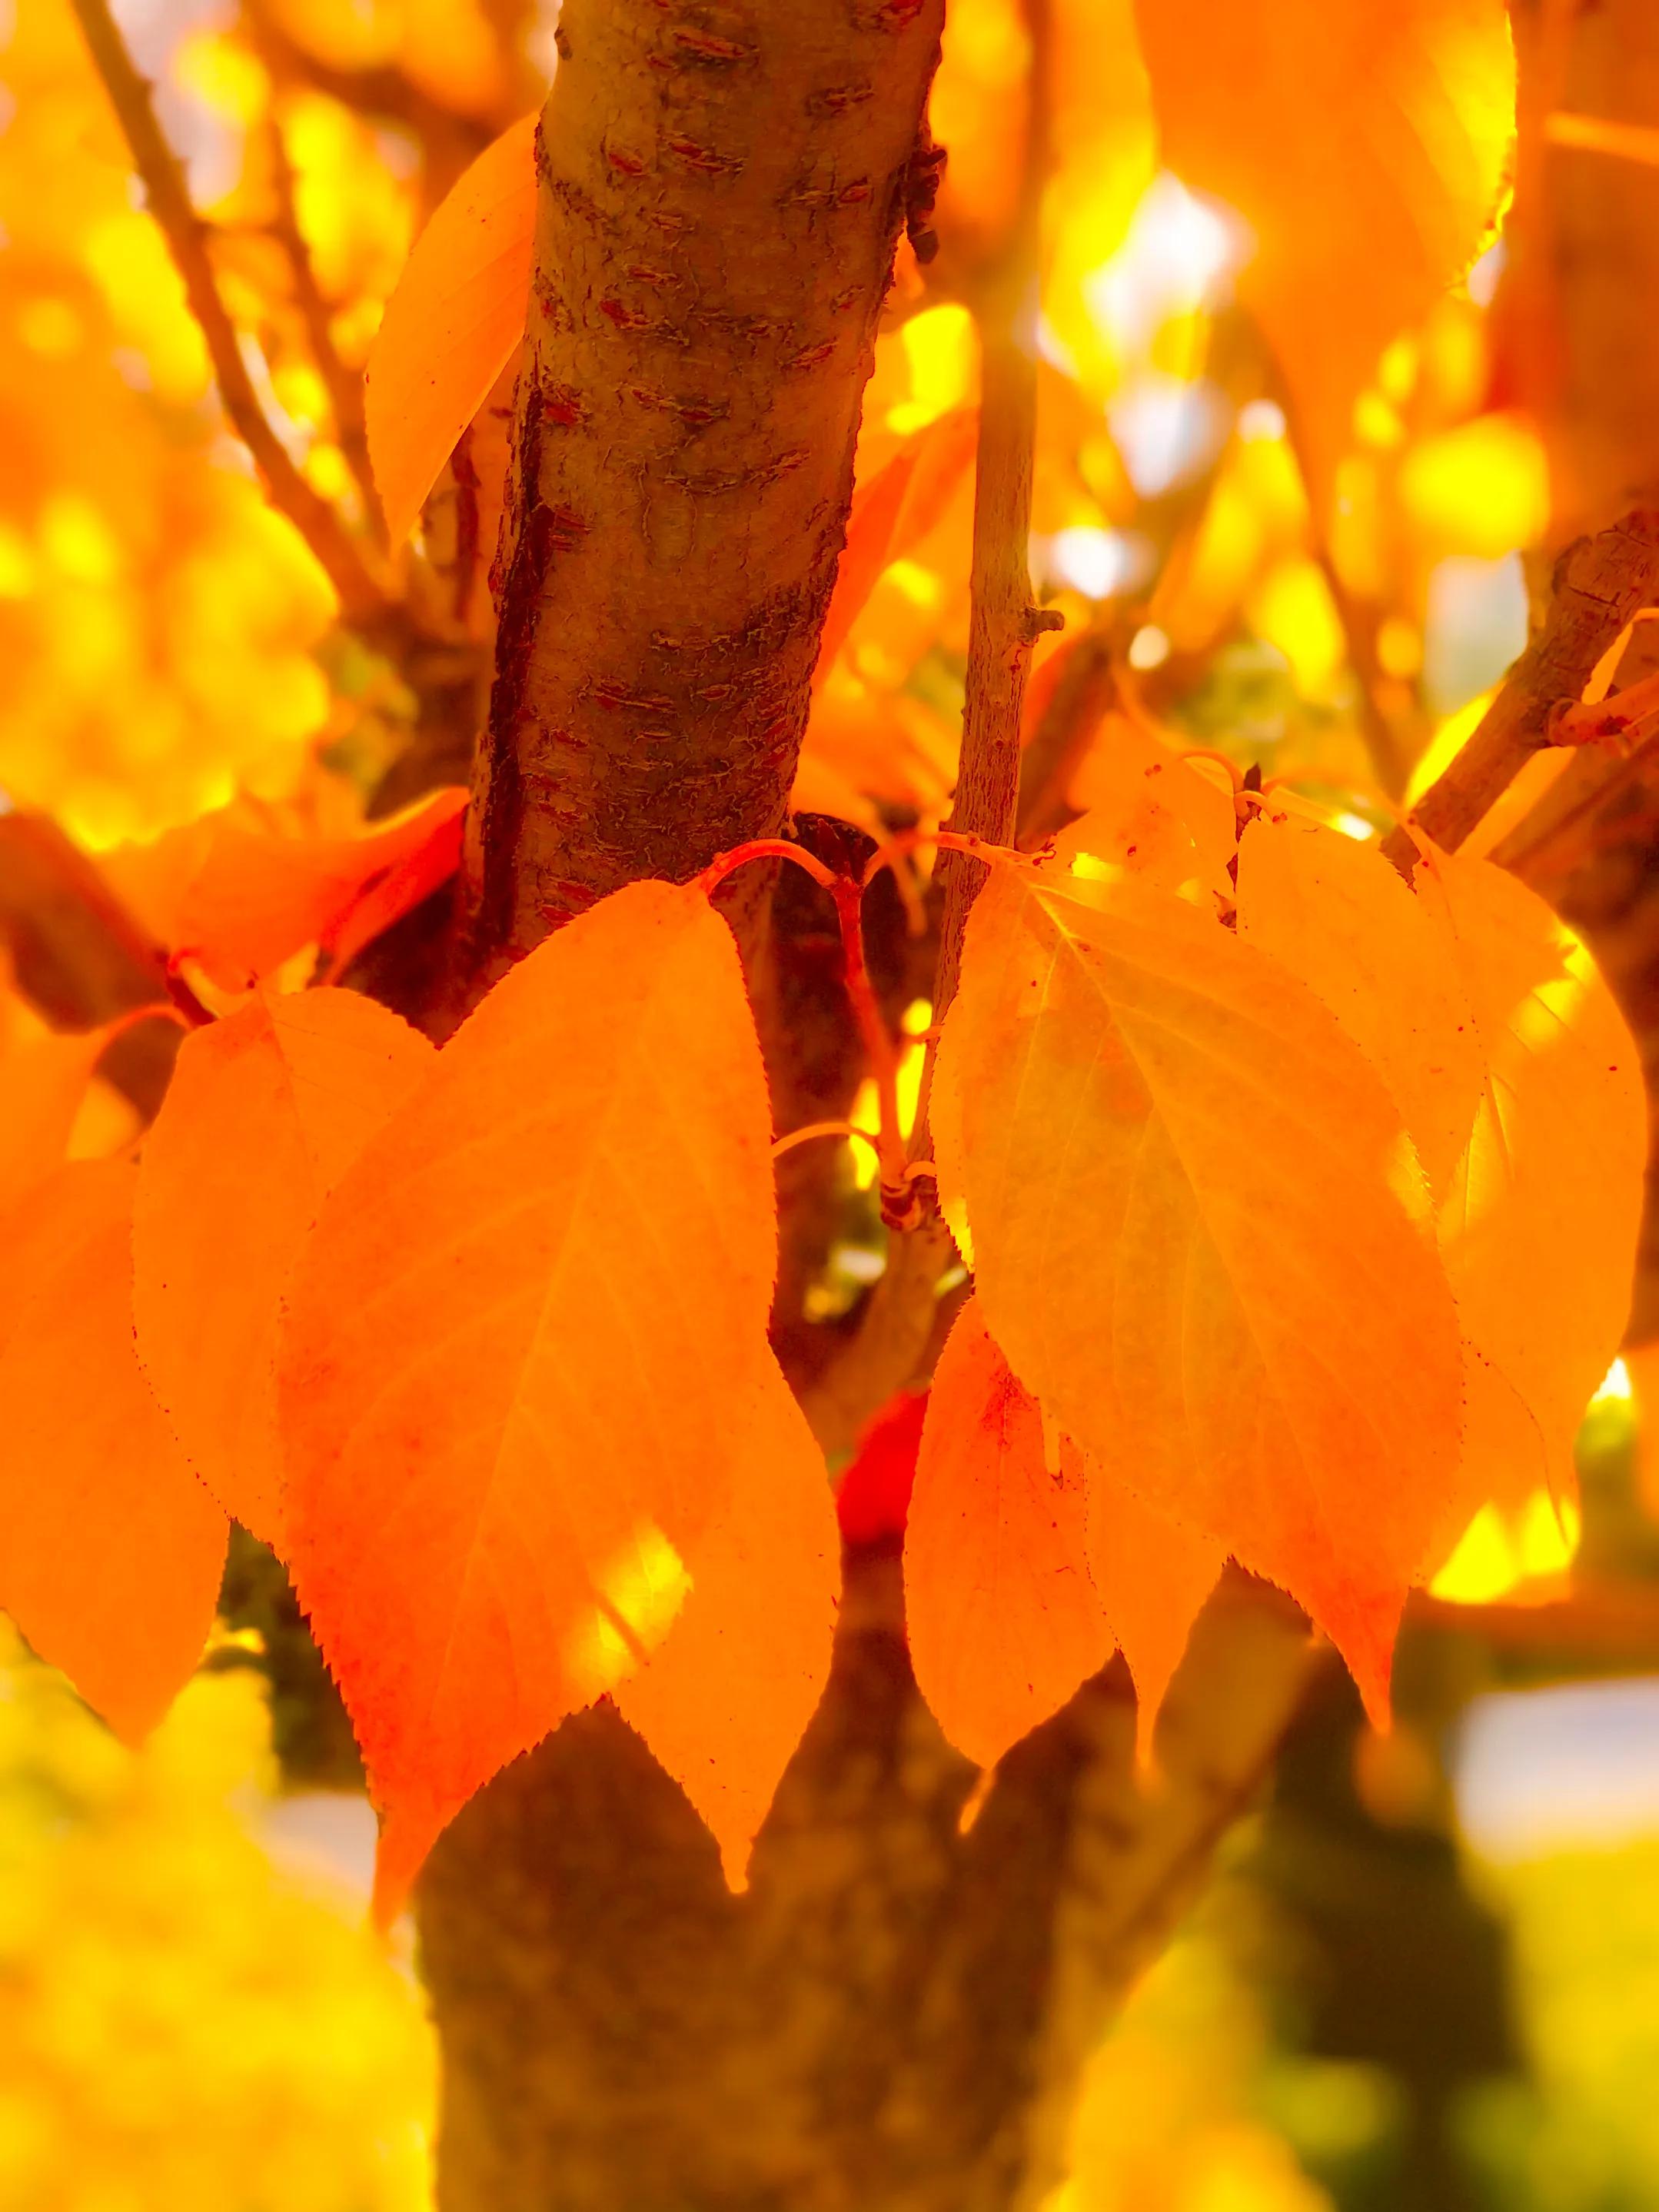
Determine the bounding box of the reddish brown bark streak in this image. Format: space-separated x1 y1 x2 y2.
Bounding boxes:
456 0 946 993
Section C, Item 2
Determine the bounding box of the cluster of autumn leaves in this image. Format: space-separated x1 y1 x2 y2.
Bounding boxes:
0 718 1643 1914
923 744 1644 1758
2 0 1629 1916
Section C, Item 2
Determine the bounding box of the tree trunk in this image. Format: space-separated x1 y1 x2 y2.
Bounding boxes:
454 0 946 993
1497 1 1659 1335
416 9 1315 2206
1507 0 1659 539
419 1562 1315 2212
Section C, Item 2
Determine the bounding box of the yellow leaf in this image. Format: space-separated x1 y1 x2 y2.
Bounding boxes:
1235 811 1484 1201
933 860 1465 1714
1419 846 1646 1525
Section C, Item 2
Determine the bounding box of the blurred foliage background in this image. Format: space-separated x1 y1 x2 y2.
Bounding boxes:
8 0 1659 2204
8 1372 1659 2211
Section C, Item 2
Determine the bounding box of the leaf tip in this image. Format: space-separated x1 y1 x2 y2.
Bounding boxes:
371 1798 448 1931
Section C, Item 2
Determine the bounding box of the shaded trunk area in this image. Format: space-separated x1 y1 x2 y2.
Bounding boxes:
418 1564 1314 2212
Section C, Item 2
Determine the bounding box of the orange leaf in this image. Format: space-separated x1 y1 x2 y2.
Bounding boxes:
278 881 782 1911
933 860 1465 1717
1083 1459 1224 1769
813 406 979 684
613 1351 838 1890
0 1160 228 1739
906 1301 1112 1770
365 111 538 547
175 783 470 982
1419 847 1646 1525
1235 812 1484 1201
0 1013 131 1214
133 988 435 1550
1132 0 1514 495
1057 717 1238 896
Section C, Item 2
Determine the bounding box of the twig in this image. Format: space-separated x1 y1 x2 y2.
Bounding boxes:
1275 373 1415 798
931 328 1059 1021
264 111 381 525
251 8 494 175
68 0 390 629
929 0 1059 1033
799 0 1054 1448
1307 528 1414 798
1381 508 1659 868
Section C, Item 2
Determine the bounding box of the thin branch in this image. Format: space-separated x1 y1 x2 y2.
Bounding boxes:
804 0 1053 1449
1381 507 1659 868
68 0 391 629
1306 527 1414 799
930 289 1059 1020
1273 368 1415 800
927 0 1059 1037
251 9 495 172
264 111 381 525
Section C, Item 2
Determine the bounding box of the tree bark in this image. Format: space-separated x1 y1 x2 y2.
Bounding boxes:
419 1562 1315 2212
1506 0 1659 541
455 0 946 993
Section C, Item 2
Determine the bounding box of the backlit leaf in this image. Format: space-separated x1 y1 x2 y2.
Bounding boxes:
1132 0 1514 493
365 112 537 548
613 1352 837 1890
189 792 467 987
133 988 435 1550
1235 812 1484 1200
0 1160 228 1739
107 790 467 989
906 1300 1112 1770
934 859 1465 1714
1418 846 1646 1525
278 881 781 1911
1058 717 1238 897
1083 1459 1224 1768
814 406 979 684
